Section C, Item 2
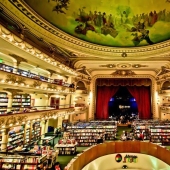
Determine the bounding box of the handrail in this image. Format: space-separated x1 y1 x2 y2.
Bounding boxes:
0 104 75 115
64 141 170 170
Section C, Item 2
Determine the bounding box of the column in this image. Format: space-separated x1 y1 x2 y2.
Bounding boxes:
69 114 73 123
41 121 46 138
44 120 49 134
57 117 63 128
13 62 18 74
7 94 13 112
40 120 46 144
1 128 9 152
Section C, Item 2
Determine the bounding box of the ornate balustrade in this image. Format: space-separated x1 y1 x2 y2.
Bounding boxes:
0 107 75 129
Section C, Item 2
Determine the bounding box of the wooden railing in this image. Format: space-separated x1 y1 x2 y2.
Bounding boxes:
64 141 170 170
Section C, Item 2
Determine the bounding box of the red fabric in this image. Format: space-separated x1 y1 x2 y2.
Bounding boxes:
127 86 151 119
96 86 119 119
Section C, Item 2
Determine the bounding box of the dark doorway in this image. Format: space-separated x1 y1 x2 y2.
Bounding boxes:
108 86 138 120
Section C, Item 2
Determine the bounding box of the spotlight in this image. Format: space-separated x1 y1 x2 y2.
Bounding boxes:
122 165 128 169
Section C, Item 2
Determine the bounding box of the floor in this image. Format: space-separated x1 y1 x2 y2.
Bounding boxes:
51 126 170 170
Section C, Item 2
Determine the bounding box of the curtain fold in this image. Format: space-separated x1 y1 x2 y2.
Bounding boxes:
127 86 151 119
96 86 119 120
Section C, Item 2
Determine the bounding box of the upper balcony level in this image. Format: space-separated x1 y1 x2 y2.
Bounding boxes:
0 63 75 95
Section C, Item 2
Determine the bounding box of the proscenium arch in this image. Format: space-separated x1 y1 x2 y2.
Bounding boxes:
90 75 156 121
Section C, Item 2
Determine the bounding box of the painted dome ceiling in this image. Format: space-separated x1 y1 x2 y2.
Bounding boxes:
24 0 170 47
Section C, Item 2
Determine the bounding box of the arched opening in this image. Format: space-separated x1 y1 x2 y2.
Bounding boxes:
76 81 86 90
108 86 138 122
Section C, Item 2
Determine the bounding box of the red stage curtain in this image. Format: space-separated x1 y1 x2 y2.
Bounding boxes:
127 86 151 119
96 86 119 119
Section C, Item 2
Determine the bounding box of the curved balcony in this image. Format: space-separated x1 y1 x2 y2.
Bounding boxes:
0 65 75 94
64 141 170 170
0 105 75 129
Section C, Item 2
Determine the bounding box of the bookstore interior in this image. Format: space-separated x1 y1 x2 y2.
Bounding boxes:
1 0 170 170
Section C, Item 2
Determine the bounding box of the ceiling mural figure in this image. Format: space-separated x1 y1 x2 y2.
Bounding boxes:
24 0 170 47
49 0 70 14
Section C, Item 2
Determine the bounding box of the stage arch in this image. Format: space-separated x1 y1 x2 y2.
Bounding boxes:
90 75 157 120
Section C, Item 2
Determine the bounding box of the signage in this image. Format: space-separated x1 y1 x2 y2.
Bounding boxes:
115 154 138 163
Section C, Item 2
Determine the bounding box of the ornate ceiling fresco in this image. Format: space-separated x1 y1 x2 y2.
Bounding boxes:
24 0 170 47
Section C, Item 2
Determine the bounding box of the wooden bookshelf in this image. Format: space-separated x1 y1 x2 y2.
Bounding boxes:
150 125 170 145
7 126 24 151
0 92 8 114
30 122 41 145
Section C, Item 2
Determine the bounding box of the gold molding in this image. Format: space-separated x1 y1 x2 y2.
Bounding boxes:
0 115 28 127
111 70 136 77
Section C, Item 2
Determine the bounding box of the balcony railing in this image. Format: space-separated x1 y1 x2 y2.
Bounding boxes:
0 63 75 88
0 104 75 115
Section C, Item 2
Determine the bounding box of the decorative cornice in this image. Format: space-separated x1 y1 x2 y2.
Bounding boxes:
111 70 136 77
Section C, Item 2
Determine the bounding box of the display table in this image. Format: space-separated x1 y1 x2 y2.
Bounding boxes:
42 136 55 147
55 144 77 155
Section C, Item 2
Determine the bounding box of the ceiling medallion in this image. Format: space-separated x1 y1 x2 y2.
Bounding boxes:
111 70 136 77
117 63 131 68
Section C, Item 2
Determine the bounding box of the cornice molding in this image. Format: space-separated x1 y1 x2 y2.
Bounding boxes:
5 0 170 59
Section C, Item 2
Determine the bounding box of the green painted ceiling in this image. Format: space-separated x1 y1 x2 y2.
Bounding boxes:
24 0 170 47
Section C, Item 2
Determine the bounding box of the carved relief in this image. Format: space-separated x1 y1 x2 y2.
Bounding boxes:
5 74 26 84
111 70 136 76
0 118 5 127
47 84 56 89
62 87 66 91
40 111 56 119
17 77 26 84
5 115 28 126
6 74 17 83
32 80 42 87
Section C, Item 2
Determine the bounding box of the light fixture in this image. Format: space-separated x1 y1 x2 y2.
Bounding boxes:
122 165 128 169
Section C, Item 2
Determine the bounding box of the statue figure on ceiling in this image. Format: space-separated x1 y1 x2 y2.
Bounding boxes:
51 0 70 14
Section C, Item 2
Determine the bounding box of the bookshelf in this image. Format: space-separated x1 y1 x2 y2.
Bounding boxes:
12 94 31 111
67 121 117 141
0 92 8 114
150 125 170 145
24 123 31 147
7 126 24 151
55 138 77 155
133 123 151 140
30 122 41 145
0 154 48 170
68 129 105 146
